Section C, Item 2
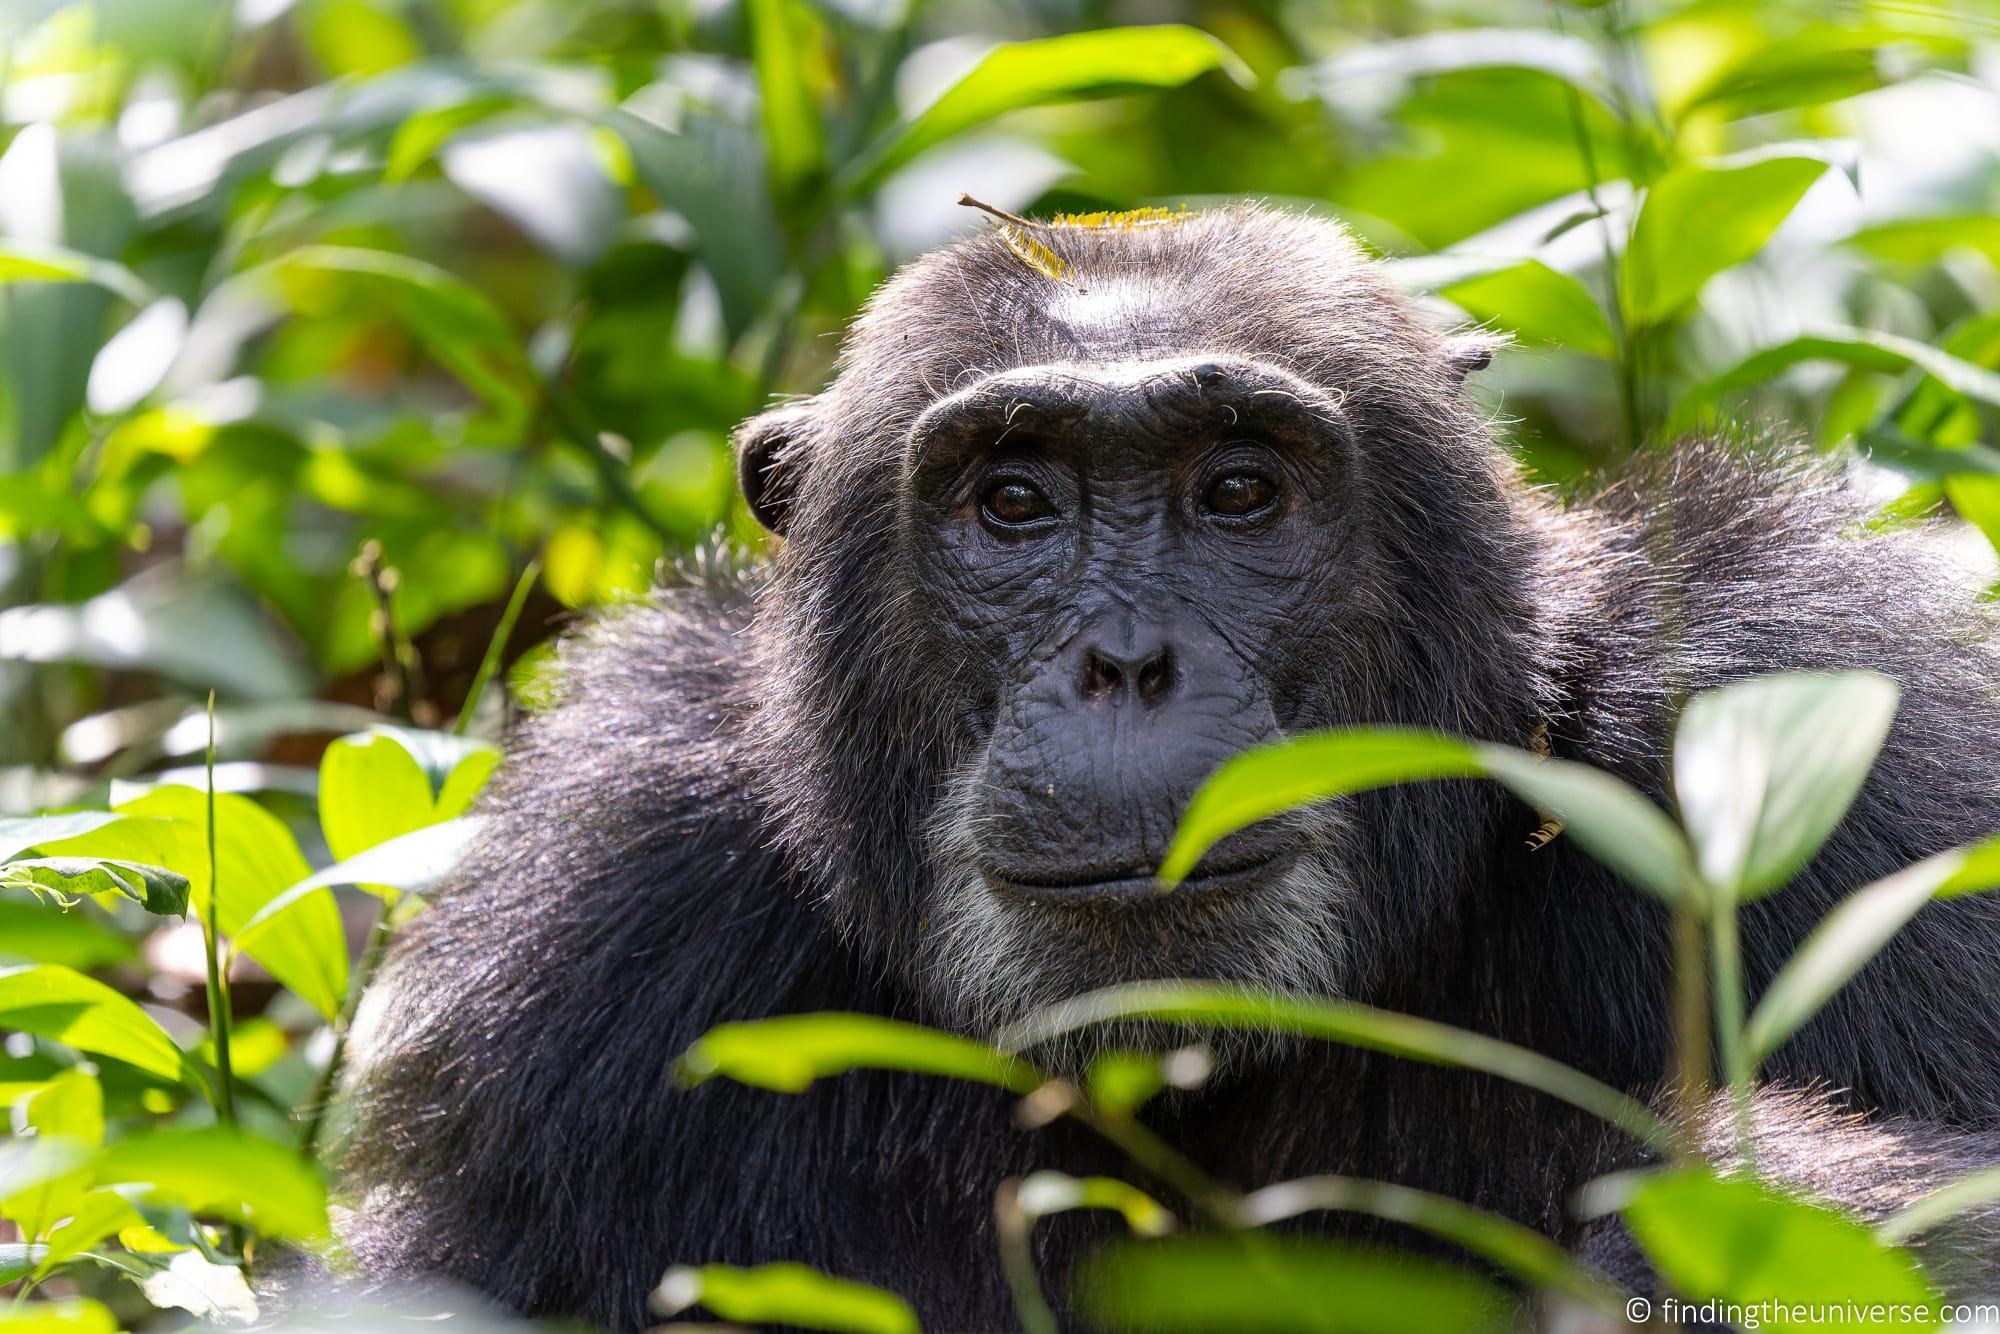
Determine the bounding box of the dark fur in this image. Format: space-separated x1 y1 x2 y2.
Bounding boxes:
341 207 2000 1329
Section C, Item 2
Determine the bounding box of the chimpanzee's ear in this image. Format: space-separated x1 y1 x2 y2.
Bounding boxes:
1443 330 1509 385
734 399 820 536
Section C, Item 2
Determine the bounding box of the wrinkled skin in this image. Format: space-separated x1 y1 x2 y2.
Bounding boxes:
342 207 2000 1332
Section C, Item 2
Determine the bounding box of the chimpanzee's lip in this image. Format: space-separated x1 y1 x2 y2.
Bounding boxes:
983 850 1291 905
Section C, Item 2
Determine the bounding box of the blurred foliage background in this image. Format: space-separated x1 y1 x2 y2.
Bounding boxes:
4 0 2000 1326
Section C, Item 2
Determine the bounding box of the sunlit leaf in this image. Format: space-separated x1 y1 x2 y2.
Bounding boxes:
1017 1171 1175 1236
677 1013 1042 1095
1440 260 1616 358
1608 1168 1937 1320
851 27 1247 192
1159 730 1483 883
0 965 189 1085
657 1262 919 1334
1476 748 1694 904
23 1070 103 1148
0 814 123 864
237 818 484 945
92 1127 329 1241
0 242 150 306
1006 983 1668 1148
1622 156 1829 326
39 789 346 1020
1079 1236 1515 1333
1747 835 2000 1061
0 1298 118 1332
319 732 443 862
1672 326 2000 432
1673 672 1900 902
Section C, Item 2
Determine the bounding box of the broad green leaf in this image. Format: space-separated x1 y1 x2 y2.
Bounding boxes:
1850 215 2000 270
1477 748 1695 904
0 242 149 305
677 1014 1042 1095
38 1189 141 1270
1673 672 1900 902
1078 1236 1515 1333
1882 1165 2000 1244
1612 1168 1937 1322
237 817 485 946
383 94 516 181
1440 260 1616 358
0 900 135 969
40 789 346 1020
0 858 190 917
1747 835 2000 1061
0 1299 117 1333
319 732 443 861
1163 729 1691 905
1160 730 1483 883
746 0 827 202
92 1127 329 1241
0 965 189 1085
1237 1175 1614 1308
1006 983 1668 1149
851 27 1247 193
0 813 122 863
1672 29 1910 123
658 1262 918 1334
1298 28 1611 109
1622 156 1829 326
24 1070 103 1147
1672 326 2000 433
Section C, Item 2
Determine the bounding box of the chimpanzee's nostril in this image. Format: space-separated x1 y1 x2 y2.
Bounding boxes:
1081 649 1123 701
1077 641 1175 706
1136 647 1175 704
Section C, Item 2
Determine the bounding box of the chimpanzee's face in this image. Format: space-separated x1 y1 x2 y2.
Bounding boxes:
902 354 1368 1033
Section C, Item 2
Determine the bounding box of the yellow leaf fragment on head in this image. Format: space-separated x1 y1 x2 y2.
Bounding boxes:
1052 204 1191 229
998 223 1073 284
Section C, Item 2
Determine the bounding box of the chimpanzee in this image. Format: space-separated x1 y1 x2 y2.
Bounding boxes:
339 205 2000 1330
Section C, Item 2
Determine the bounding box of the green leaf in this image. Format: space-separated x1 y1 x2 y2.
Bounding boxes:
677 1014 1042 1095
1160 730 1483 883
850 27 1247 193
1673 672 1900 902
39 790 346 1021
0 1299 118 1333
0 858 190 917
0 965 190 1085
1078 1236 1515 1333
1611 1168 1938 1321
23 1070 103 1147
1016 1171 1175 1236
1747 835 2000 1062
1622 156 1829 326
1672 326 2000 433
1006 983 1669 1149
0 224 101 290
0 813 123 863
320 732 445 862
236 817 484 947
92 1127 329 1241
38 1189 144 1271
1850 215 2000 270
1440 260 1616 358
746 0 827 202
657 1263 919 1334
1476 748 1695 904
1673 29 1908 123
1162 729 1692 905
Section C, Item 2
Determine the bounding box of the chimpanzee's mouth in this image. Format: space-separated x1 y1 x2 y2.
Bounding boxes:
983 849 1292 906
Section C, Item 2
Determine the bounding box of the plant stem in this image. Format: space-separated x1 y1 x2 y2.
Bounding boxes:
352 542 423 723
1670 888 1710 1155
1710 889 1756 1165
299 903 395 1161
994 1180 1062 1334
200 692 237 1131
455 560 540 738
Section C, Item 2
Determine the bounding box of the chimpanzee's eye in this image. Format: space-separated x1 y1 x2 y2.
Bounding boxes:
1203 472 1278 518
981 479 1057 527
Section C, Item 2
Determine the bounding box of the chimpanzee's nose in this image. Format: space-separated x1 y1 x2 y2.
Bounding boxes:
1074 625 1177 707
